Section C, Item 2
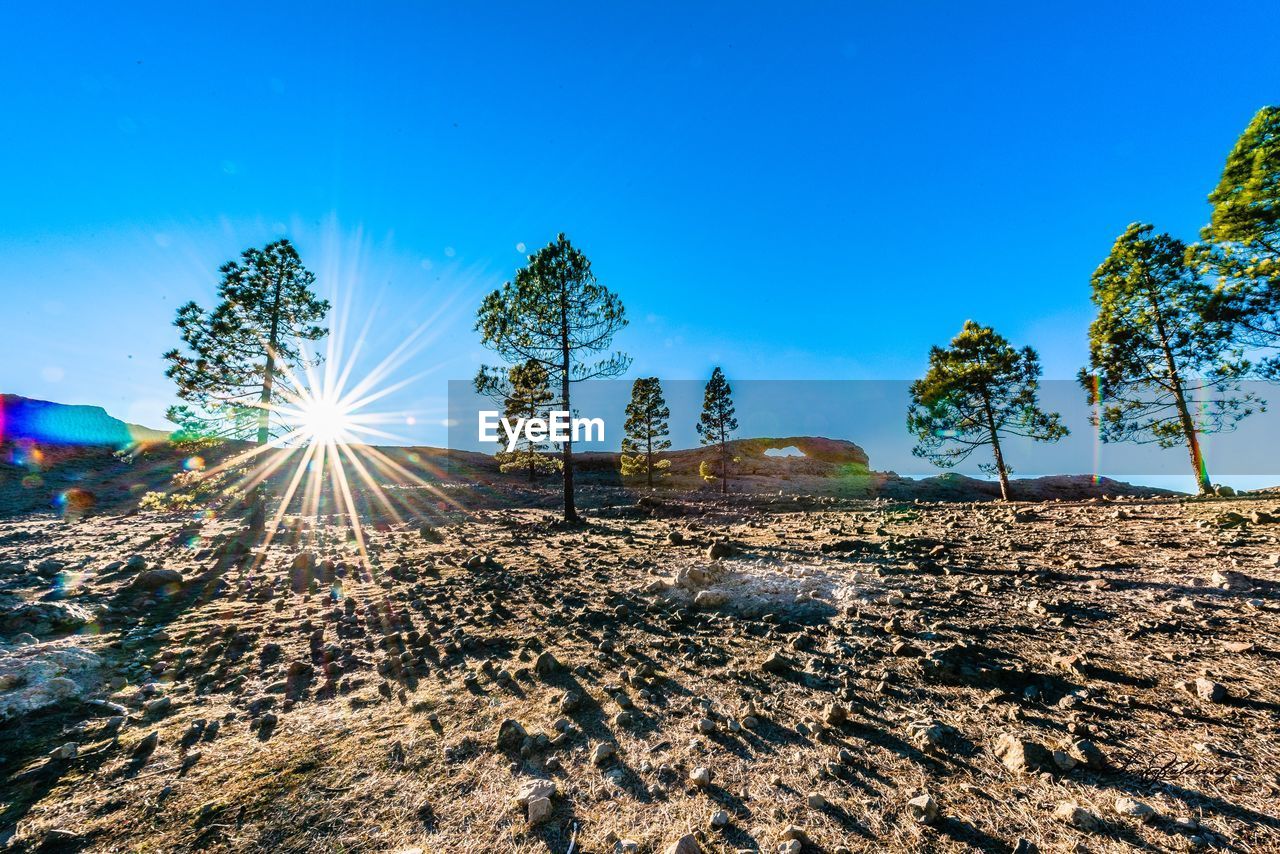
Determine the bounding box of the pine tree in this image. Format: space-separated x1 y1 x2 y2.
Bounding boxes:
475 234 629 521
696 367 738 495
475 360 562 482
1191 106 1280 378
620 377 671 488
163 239 329 531
908 321 1067 500
1080 223 1258 495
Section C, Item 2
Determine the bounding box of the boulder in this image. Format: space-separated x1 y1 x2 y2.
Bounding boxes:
0 645 101 721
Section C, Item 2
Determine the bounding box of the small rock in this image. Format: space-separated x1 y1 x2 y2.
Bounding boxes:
514 779 556 805
132 730 159 758
762 650 790 674
592 742 615 766
1053 801 1100 831
534 651 560 677
526 796 552 825
665 833 700 854
709 809 729 828
1194 677 1226 703
1069 738 1107 770
1114 796 1156 822
690 766 712 787
907 793 939 824
497 719 527 751
50 742 78 760
994 734 1053 774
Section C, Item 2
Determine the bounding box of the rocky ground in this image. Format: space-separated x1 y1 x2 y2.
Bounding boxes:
1 491 1278 853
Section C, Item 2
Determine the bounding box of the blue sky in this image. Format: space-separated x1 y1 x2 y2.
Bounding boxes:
2 2 1278 481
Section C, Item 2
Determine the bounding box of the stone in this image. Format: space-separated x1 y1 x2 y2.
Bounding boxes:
696 717 716 734
994 734 1053 774
50 742 78 760
145 696 172 717
592 742 615 766
34 559 67 578
807 792 827 809
779 825 808 842
821 703 847 726
1053 801 1100 831
0 646 101 722
709 809 729 828
762 650 790 674
497 719 527 750
559 691 583 713
665 834 700 854
907 793 939 824
534 651 560 676
133 730 159 757
694 590 728 609
1069 738 1107 770
0 601 95 635
526 795 552 825
1194 678 1226 703
131 568 184 591
690 766 712 787
1114 796 1156 822
514 779 556 805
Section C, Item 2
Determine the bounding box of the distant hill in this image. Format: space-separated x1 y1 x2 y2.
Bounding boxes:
1 395 170 446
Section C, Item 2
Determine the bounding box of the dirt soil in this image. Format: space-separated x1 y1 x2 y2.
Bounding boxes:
1 492 1278 853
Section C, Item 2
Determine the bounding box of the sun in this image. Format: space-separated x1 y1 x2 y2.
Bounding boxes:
293 396 355 445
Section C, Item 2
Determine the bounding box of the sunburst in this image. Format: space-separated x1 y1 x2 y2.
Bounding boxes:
172 260 483 572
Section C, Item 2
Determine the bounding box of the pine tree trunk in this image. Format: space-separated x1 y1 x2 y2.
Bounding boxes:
646 431 653 489
560 302 577 522
1149 292 1214 495
249 274 284 535
982 394 1011 501
1171 382 1212 494
719 426 728 495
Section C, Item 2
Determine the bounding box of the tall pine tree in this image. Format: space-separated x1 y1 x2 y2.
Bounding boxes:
1080 223 1257 495
697 367 738 495
620 377 671 488
908 321 1067 500
1191 106 1280 378
475 360 562 482
164 239 329 531
475 234 629 521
